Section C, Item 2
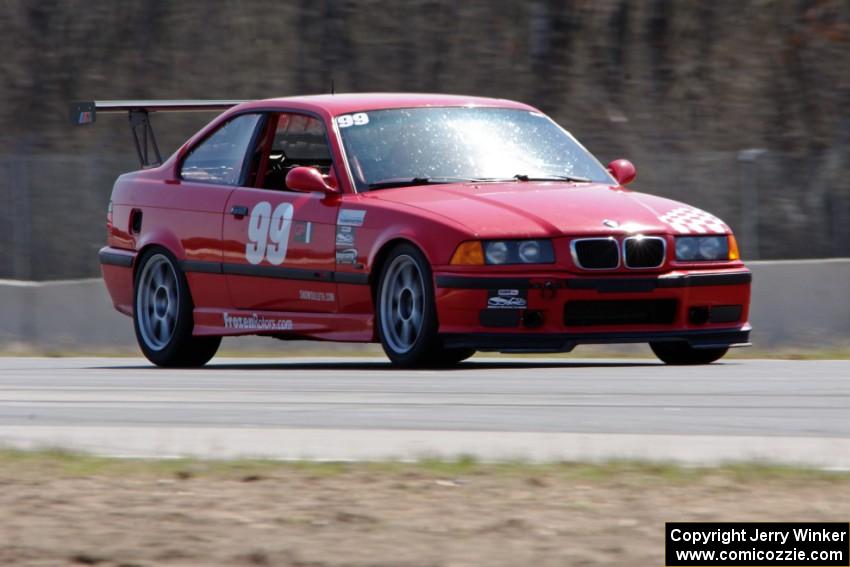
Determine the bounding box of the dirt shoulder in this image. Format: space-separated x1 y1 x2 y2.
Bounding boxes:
1 452 849 566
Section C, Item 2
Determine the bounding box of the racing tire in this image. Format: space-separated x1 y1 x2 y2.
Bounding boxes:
133 248 221 367
376 243 444 367
431 348 476 366
649 342 728 365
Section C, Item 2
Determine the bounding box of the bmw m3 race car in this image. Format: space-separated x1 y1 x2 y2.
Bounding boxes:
74 93 751 367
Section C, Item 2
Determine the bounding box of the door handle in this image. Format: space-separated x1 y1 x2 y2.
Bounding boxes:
229 205 249 218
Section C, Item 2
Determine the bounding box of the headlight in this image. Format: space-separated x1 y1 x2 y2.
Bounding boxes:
483 240 555 265
484 241 509 264
698 236 726 260
675 236 731 261
450 240 555 265
518 240 542 263
675 237 699 261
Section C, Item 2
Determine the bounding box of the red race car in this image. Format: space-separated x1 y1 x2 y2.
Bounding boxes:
73 94 751 367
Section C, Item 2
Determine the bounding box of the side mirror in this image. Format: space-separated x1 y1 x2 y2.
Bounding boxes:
607 159 636 186
286 166 338 195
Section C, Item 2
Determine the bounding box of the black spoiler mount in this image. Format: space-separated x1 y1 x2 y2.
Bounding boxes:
71 100 248 168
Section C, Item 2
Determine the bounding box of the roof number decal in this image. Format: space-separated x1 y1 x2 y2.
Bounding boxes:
337 113 369 128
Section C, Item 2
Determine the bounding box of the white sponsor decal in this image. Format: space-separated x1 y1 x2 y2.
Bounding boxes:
246 201 294 265
338 209 366 226
223 312 293 331
487 289 528 309
336 225 355 245
299 290 335 302
487 296 527 309
336 248 358 265
336 113 369 128
659 206 726 235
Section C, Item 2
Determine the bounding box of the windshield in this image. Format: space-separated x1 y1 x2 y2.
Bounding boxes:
336 107 614 191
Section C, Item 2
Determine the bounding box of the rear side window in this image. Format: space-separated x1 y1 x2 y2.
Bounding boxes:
181 113 262 185
260 113 333 190
273 114 331 163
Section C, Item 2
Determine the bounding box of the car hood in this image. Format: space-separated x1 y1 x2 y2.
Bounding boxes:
365 182 730 238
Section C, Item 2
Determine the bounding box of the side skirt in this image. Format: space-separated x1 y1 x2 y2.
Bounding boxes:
192 307 374 343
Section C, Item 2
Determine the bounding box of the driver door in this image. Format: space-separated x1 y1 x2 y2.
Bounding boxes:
222 112 339 312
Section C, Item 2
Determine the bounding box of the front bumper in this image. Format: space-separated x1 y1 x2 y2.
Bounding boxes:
434 269 752 352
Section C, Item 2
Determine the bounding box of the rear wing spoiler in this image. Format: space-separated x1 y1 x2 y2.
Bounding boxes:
70 100 248 168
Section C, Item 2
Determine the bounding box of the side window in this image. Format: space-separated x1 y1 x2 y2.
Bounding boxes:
181 113 262 185
261 113 332 190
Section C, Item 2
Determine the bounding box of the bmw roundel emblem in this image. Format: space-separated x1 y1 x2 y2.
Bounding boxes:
602 219 619 228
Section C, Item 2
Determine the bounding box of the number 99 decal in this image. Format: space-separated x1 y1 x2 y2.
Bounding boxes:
246 202 294 265
336 113 369 128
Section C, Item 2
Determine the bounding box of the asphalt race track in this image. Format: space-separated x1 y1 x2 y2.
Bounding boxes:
1 357 849 468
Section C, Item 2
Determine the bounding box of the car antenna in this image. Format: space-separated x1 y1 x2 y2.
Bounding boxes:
331 79 335 95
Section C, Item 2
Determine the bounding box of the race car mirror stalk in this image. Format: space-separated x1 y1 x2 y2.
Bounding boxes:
607 159 637 186
285 166 338 196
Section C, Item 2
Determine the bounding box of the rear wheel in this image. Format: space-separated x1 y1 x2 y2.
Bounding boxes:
650 342 728 365
134 248 220 367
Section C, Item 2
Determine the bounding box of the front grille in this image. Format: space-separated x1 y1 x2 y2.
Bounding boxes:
564 299 677 326
623 236 666 268
571 238 619 269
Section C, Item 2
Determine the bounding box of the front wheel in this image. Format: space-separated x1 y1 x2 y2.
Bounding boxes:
432 348 476 365
377 245 438 367
377 244 471 367
650 342 728 365
133 248 220 367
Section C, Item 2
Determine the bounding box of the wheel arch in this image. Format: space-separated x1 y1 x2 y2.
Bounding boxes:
132 242 196 316
368 237 427 302
133 231 185 278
